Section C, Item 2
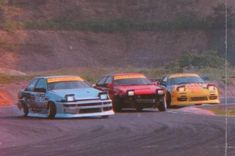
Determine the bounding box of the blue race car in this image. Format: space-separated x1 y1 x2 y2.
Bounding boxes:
17 76 114 118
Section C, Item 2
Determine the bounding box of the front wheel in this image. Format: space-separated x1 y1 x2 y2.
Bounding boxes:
22 102 29 117
157 97 167 112
113 97 122 112
48 102 56 119
166 92 171 108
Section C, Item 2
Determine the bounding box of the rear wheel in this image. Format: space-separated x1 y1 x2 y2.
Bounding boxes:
22 102 29 117
113 97 122 112
48 102 56 119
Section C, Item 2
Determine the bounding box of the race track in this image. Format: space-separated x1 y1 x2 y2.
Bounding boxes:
0 104 235 156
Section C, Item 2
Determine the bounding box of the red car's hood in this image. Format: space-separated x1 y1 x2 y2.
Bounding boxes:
114 85 161 95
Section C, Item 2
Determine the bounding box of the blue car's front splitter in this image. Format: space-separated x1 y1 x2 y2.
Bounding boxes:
26 110 114 119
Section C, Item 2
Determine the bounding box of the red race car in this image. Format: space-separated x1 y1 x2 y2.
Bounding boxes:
95 73 167 112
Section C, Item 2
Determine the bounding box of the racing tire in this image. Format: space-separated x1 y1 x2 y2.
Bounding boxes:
22 102 29 117
101 115 109 119
113 97 122 112
158 97 167 112
48 102 56 119
166 92 171 108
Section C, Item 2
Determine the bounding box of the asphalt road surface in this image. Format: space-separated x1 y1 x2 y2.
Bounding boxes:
0 104 235 156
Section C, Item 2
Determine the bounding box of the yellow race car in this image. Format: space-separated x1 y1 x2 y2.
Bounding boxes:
160 73 220 107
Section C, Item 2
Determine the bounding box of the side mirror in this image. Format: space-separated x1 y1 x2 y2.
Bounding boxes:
106 83 113 88
34 88 46 93
201 76 209 82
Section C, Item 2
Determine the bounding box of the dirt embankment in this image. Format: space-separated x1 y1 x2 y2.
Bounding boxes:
0 81 26 106
0 0 235 71
0 30 221 71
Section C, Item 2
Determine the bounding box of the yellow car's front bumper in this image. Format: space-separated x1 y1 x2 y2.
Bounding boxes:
170 90 220 106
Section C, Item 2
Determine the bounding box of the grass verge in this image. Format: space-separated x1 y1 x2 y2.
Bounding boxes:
207 107 235 116
0 66 233 84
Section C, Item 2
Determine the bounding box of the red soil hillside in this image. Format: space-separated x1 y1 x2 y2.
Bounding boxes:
0 0 234 71
0 90 14 106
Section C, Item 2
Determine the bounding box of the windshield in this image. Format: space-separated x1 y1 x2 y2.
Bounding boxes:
169 76 204 85
114 78 152 85
48 81 91 90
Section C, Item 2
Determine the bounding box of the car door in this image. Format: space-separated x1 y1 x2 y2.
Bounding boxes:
33 78 48 112
23 78 39 110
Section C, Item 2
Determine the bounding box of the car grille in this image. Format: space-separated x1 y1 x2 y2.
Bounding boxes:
177 96 188 101
63 100 112 114
79 108 102 114
191 96 208 101
63 102 111 107
136 95 156 99
103 107 113 111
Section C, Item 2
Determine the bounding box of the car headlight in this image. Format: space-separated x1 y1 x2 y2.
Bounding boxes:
100 94 108 100
157 89 164 95
127 90 135 96
208 85 216 91
177 86 186 93
202 84 208 88
66 94 75 102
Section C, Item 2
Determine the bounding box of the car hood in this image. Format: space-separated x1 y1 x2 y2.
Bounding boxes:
48 88 100 100
173 83 206 89
114 85 161 94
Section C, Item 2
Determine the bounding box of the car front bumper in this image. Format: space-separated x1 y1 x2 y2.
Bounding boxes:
56 99 114 118
118 94 165 108
171 91 220 106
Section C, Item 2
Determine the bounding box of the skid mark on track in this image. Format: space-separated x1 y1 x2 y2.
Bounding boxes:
169 107 215 116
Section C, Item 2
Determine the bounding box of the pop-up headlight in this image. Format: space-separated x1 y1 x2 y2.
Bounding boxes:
207 84 216 91
157 89 164 95
127 90 135 96
65 94 75 102
177 86 186 93
100 93 108 100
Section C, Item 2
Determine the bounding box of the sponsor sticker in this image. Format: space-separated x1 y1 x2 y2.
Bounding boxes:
114 74 146 80
47 77 84 83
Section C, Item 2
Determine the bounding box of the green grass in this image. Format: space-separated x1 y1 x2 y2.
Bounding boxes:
22 18 234 32
0 66 232 85
208 107 235 116
30 67 165 84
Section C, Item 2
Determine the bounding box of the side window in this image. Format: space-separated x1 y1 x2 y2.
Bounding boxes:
35 79 47 90
97 76 107 86
161 76 168 86
26 79 39 91
104 76 112 84
162 76 168 83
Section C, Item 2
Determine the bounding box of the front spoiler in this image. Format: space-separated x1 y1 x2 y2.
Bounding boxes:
27 110 114 118
171 99 220 106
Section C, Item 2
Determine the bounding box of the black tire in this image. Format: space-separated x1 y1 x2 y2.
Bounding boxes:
166 92 171 108
101 115 109 119
48 102 56 119
113 97 122 112
158 97 167 112
22 102 29 117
